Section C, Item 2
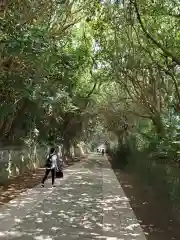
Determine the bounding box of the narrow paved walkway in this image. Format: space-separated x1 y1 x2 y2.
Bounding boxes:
0 154 147 239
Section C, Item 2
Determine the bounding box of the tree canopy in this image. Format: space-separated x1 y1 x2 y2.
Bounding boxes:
1 0 180 160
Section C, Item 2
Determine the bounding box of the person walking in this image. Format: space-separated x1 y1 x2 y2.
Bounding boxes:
41 147 57 187
102 149 105 156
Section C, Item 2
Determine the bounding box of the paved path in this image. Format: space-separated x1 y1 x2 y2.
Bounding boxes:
0 154 147 239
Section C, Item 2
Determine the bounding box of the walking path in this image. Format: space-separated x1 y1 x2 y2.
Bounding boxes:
0 154 147 239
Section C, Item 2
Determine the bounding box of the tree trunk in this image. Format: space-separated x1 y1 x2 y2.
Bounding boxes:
151 113 165 139
5 99 29 142
63 138 72 160
117 134 123 146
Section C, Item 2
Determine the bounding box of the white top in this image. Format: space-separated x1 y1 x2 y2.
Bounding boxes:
46 154 57 169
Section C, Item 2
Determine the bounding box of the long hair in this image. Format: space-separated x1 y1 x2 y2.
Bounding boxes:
50 147 55 154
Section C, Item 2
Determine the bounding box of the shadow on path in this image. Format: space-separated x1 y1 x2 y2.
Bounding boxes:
0 154 146 239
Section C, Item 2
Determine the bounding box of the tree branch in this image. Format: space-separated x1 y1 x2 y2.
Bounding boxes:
132 0 180 66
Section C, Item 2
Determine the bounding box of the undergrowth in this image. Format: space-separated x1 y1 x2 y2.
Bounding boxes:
108 135 180 222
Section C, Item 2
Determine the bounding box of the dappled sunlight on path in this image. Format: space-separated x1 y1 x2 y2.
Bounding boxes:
0 154 147 239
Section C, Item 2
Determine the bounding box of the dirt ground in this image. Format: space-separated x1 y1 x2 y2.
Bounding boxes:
0 168 45 206
114 169 180 240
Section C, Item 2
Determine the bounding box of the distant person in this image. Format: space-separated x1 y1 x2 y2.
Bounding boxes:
97 148 99 152
102 149 105 156
41 147 57 187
